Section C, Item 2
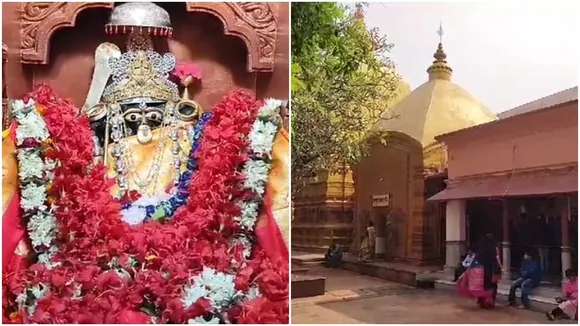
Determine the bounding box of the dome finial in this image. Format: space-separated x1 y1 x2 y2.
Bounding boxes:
354 3 365 20
427 22 453 81
437 21 444 44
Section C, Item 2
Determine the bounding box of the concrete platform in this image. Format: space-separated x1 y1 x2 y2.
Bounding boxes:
291 274 326 299
340 256 441 286
291 252 325 267
292 265 310 275
418 270 561 313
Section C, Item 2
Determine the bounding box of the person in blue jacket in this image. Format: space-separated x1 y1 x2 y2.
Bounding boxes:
508 250 542 308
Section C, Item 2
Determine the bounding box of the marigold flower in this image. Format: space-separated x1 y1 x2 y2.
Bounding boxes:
35 105 46 115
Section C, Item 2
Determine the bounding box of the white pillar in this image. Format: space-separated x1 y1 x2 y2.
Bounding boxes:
375 237 386 255
445 199 466 275
501 199 511 280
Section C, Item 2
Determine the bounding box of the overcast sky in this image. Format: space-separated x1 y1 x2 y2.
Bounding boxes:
364 1 578 113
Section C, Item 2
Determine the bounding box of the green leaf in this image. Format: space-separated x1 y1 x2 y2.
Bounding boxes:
291 2 404 196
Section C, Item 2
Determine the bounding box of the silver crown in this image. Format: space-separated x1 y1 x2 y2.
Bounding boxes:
102 50 179 104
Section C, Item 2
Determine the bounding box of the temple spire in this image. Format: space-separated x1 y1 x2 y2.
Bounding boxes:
354 3 365 20
427 22 453 81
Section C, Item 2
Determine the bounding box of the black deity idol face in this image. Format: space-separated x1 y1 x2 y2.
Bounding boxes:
121 101 165 144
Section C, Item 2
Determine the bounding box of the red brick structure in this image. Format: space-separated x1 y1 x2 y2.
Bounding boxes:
430 87 578 279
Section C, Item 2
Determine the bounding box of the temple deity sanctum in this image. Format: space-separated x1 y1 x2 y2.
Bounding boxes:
292 27 497 264
2 2 290 323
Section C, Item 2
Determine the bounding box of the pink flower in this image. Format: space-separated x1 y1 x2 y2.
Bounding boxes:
172 63 202 85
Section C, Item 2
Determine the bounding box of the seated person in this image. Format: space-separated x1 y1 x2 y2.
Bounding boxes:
546 269 578 321
325 243 343 268
454 248 475 282
508 250 542 309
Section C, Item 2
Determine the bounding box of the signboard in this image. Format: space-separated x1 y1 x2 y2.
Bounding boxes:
372 194 391 207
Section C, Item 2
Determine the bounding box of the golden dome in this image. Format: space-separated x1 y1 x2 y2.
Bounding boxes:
372 41 497 147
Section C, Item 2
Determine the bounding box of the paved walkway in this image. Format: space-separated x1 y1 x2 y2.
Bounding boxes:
292 267 568 324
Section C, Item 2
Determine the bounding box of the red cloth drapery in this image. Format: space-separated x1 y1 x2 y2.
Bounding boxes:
2 123 25 272
255 193 288 263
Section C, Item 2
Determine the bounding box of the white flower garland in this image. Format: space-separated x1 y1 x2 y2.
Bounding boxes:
15 283 49 316
12 99 50 146
181 267 262 323
234 98 282 235
12 99 59 263
12 97 283 322
181 99 282 323
181 267 243 310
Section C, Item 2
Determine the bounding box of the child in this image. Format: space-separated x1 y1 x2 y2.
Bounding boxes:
454 248 475 282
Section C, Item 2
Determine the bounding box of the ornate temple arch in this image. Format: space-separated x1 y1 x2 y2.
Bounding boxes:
19 2 279 72
185 2 278 72
19 2 114 64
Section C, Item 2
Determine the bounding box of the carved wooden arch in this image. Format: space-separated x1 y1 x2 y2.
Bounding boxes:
20 2 114 64
19 2 278 72
185 2 278 72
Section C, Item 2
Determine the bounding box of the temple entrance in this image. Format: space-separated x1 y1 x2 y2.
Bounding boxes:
371 206 392 259
425 174 447 263
466 195 578 282
466 199 502 250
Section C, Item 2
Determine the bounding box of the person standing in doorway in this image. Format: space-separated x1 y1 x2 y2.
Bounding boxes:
360 220 376 261
367 220 376 259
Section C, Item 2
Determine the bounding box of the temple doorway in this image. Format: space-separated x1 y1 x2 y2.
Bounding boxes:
465 195 577 282
466 199 502 250
425 174 447 263
371 205 391 259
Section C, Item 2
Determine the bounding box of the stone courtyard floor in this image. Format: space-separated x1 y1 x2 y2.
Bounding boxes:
291 267 570 324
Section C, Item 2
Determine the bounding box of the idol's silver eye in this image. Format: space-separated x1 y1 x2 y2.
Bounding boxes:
145 111 163 122
124 112 142 123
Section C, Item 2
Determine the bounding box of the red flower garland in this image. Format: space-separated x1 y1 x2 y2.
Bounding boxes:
3 85 288 324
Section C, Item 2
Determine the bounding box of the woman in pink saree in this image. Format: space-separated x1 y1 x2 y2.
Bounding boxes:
546 269 578 321
456 234 502 308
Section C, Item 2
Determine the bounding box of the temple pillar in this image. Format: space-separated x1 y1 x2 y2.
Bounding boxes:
374 211 386 257
444 199 466 275
501 199 511 279
561 195 571 279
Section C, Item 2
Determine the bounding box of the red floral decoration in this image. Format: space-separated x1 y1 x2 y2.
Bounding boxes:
2 84 288 324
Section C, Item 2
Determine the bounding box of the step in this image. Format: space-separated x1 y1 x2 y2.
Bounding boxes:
291 274 326 299
291 253 325 267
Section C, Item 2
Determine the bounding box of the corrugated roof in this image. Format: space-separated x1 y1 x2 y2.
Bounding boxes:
498 86 578 119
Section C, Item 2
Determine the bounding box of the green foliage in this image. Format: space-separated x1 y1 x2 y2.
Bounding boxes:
291 2 401 191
